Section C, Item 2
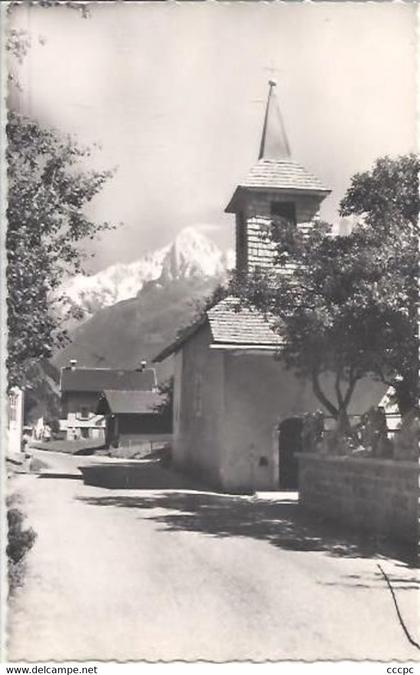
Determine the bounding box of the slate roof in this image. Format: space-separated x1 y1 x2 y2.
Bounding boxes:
60 368 157 393
244 159 330 192
153 296 283 362
96 390 165 415
225 159 330 213
207 297 284 347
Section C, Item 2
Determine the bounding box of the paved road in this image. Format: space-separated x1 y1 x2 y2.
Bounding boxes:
7 451 420 661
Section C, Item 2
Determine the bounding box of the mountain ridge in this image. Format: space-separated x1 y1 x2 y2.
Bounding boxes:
61 227 234 322
53 276 221 382
53 227 233 381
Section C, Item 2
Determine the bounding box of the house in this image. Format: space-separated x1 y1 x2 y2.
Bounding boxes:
96 389 172 448
153 81 386 492
60 360 157 440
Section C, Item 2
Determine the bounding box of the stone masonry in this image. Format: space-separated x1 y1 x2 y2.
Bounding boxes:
298 453 419 544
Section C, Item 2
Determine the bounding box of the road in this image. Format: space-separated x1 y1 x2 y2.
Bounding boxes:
7 450 420 661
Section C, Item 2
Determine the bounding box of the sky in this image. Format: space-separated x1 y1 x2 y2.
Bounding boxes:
10 1 417 273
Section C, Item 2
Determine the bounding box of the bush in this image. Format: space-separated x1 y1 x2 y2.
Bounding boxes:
48 418 60 435
7 500 37 594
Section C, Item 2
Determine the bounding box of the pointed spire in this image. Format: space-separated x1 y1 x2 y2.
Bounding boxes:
258 80 291 161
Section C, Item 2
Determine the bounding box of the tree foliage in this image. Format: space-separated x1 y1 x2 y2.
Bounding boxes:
340 154 419 415
155 376 174 426
5 3 111 392
6 112 114 388
233 154 419 424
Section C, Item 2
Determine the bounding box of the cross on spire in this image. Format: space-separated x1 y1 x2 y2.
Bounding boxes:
264 61 283 80
258 79 291 161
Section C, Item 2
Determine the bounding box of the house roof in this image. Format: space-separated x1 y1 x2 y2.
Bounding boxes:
153 296 283 362
60 368 157 393
96 389 166 415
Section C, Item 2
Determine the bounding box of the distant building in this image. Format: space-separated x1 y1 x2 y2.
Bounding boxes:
96 389 172 448
7 387 24 454
60 360 157 441
154 81 386 492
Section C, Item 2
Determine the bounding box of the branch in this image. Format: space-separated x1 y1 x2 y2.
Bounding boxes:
312 367 339 418
334 367 345 410
375 364 395 390
377 564 420 651
343 376 358 410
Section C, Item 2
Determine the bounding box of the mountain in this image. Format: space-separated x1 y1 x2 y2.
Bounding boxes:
53 276 220 382
53 227 234 381
61 227 234 322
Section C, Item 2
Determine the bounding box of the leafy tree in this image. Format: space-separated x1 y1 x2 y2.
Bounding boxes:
6 20 115 389
155 376 174 430
340 154 419 416
340 155 419 227
7 113 114 388
232 222 374 430
232 154 419 426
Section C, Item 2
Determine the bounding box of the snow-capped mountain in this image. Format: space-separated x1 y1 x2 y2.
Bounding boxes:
160 227 232 282
61 227 234 321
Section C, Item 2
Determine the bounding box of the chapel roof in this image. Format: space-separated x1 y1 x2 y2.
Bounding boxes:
242 158 329 193
207 296 283 347
258 79 291 161
153 296 283 362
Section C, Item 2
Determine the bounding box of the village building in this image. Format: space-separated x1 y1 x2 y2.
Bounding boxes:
60 360 157 441
96 389 172 449
154 81 385 492
7 387 24 454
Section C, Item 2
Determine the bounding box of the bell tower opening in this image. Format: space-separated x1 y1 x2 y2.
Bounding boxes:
271 201 296 227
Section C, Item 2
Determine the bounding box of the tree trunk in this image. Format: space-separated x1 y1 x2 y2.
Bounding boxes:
394 380 417 418
311 369 339 419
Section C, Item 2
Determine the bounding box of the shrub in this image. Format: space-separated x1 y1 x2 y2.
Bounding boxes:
7 500 37 594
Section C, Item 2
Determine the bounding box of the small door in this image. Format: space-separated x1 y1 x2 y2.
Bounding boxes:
278 417 303 489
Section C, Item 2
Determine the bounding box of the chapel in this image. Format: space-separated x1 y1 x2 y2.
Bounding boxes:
154 82 385 491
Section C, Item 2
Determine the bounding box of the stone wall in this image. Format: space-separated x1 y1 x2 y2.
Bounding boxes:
298 453 419 543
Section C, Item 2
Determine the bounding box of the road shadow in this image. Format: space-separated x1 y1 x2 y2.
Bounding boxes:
78 490 418 569
78 462 202 490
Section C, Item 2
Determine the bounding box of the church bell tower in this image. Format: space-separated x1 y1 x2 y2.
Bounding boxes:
225 81 331 275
